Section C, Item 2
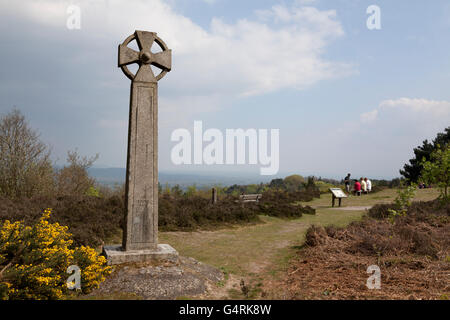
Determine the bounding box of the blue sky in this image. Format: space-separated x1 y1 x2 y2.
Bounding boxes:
0 0 449 179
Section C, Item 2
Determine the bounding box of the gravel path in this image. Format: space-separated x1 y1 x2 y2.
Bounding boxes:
330 206 372 211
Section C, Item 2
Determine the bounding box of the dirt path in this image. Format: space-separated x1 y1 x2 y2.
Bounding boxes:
330 206 372 211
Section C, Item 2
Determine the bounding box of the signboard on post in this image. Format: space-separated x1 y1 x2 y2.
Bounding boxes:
330 188 347 207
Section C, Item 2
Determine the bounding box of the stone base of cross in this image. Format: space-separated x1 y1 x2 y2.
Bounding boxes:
103 30 178 265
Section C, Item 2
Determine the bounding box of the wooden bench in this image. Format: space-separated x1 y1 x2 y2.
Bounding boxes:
239 194 262 203
329 188 347 207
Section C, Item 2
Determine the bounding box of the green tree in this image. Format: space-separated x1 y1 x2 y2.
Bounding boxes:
388 184 417 224
304 176 320 193
269 178 286 190
163 183 171 195
185 184 197 197
284 174 305 191
400 127 450 183
420 145 450 199
0 109 54 198
171 184 183 197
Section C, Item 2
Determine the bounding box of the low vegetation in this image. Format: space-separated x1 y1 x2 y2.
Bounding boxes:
285 189 449 299
0 189 319 247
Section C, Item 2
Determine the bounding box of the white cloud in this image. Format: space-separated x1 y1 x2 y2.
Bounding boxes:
0 0 353 100
379 98 450 117
360 109 378 123
294 0 318 4
359 98 450 130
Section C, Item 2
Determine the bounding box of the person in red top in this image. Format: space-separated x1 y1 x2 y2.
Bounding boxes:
354 179 362 196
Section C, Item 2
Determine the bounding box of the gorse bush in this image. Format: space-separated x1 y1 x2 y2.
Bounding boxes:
0 209 111 300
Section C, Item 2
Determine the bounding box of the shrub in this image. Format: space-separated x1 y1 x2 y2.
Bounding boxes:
159 194 260 231
350 199 448 258
305 225 327 247
0 209 111 300
257 202 303 218
314 181 336 193
367 203 397 220
261 189 320 204
387 185 417 224
0 195 124 247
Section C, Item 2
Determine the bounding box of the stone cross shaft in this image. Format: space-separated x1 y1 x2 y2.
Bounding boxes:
118 30 171 251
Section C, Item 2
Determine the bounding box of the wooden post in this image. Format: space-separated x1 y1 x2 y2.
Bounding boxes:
212 187 218 204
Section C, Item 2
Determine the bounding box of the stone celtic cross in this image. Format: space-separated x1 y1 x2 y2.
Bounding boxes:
104 30 177 264
118 30 171 252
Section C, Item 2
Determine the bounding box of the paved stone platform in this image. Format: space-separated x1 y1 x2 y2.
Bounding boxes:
89 256 224 300
103 244 179 265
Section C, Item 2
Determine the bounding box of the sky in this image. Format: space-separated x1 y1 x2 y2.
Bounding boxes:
0 0 449 179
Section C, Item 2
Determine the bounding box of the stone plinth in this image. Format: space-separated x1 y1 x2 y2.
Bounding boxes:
103 244 179 266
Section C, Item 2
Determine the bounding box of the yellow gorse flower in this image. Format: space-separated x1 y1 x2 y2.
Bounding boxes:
0 208 112 300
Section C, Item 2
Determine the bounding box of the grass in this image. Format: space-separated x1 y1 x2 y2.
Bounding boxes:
160 209 364 276
159 188 441 299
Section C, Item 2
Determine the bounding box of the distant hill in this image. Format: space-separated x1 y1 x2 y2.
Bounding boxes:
87 168 282 189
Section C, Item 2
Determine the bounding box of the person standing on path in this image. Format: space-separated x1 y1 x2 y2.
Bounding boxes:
344 173 351 193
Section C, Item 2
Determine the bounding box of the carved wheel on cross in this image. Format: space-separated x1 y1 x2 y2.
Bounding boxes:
118 30 172 82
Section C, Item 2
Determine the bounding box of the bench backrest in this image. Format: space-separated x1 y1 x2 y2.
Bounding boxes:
239 194 262 202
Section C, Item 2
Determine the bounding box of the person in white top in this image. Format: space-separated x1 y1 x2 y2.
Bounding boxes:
360 178 367 194
365 178 372 193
